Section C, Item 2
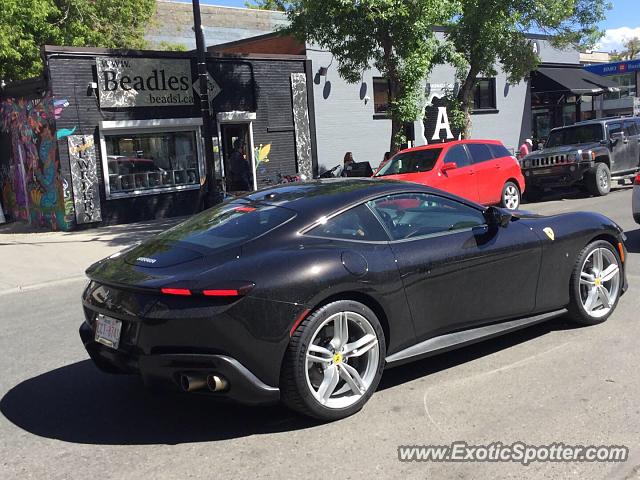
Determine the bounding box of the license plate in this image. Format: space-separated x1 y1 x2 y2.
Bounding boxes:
533 168 553 175
95 314 122 350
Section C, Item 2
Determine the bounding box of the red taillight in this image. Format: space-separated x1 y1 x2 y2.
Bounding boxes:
202 289 240 297
161 288 192 296
634 173 640 186
235 206 256 212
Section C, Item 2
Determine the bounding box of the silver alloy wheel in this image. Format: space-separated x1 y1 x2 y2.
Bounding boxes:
503 184 520 210
598 168 609 191
579 247 620 318
305 311 380 409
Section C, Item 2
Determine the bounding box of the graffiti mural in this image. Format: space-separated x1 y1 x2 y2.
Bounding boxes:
0 94 70 230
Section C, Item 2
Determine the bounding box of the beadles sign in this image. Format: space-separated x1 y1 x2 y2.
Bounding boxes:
95 57 194 108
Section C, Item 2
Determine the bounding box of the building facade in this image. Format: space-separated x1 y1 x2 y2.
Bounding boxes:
0 46 316 230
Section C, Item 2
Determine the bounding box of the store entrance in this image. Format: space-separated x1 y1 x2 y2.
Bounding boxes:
220 123 252 192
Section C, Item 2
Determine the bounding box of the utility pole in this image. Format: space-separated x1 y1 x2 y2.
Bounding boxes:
191 0 218 208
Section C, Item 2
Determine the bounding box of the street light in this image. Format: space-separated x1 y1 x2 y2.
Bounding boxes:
191 0 218 208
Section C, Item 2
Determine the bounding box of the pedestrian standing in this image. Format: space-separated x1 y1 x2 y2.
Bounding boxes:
519 138 533 158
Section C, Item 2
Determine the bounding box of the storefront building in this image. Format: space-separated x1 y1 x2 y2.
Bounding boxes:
0 46 316 230
583 59 640 118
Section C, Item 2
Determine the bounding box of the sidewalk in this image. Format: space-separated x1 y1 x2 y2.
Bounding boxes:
0 217 184 295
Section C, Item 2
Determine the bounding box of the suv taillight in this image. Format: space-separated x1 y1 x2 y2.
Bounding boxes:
634 173 640 186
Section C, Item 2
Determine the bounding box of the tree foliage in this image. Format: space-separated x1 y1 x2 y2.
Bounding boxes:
446 0 610 137
0 0 156 82
287 0 458 151
245 0 290 11
619 37 640 60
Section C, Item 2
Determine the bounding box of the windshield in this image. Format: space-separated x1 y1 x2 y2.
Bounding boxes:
375 148 443 176
155 201 295 251
546 124 604 148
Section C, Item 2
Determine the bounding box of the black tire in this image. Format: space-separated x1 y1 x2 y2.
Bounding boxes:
523 185 543 202
500 181 521 210
567 240 622 325
280 300 386 421
585 162 611 196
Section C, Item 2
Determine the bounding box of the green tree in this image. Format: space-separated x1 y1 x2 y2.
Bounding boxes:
446 0 610 137
245 0 290 10
0 0 156 82
620 37 640 60
287 0 459 152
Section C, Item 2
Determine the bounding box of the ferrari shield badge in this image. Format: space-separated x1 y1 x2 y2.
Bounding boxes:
543 227 555 241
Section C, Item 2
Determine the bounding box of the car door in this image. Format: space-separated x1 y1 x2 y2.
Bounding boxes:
437 144 480 202
368 192 542 342
623 120 639 170
467 142 500 205
607 121 631 173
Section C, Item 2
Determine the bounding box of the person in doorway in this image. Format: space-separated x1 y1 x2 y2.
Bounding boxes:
519 138 533 158
228 139 251 191
340 151 355 177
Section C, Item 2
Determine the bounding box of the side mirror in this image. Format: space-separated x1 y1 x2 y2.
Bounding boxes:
441 162 457 173
485 206 512 228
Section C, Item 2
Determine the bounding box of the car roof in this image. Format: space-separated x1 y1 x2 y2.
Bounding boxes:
571 116 638 127
240 178 443 219
395 139 505 154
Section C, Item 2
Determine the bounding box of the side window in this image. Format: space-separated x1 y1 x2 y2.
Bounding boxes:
367 193 486 241
444 145 471 168
624 121 638 136
608 122 623 137
308 204 388 241
467 143 494 164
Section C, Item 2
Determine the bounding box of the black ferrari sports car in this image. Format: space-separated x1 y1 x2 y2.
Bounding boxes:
80 179 628 420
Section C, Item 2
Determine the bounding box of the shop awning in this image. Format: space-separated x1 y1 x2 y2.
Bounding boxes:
535 67 619 95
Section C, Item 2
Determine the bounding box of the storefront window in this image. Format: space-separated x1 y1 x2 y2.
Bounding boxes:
99 118 203 198
604 73 636 100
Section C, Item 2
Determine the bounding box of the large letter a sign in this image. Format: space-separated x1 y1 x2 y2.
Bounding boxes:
431 106 454 141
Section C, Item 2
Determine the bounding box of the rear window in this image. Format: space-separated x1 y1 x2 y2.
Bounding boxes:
488 143 512 159
375 148 443 176
156 202 295 251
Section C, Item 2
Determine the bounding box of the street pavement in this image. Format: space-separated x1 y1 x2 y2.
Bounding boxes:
1 187 640 479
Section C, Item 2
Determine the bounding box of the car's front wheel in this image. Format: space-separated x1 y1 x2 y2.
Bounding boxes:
280 300 385 421
568 240 622 325
585 162 611 196
500 181 521 210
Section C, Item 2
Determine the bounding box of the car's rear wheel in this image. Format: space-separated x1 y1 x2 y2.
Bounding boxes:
585 162 611 196
280 300 385 421
568 240 622 325
500 181 521 210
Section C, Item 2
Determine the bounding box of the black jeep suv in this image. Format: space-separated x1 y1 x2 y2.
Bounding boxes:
521 117 640 199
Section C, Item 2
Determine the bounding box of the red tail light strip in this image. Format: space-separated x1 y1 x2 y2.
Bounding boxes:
202 289 240 297
160 288 192 296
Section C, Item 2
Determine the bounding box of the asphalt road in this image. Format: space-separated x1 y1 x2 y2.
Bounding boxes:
1 187 640 480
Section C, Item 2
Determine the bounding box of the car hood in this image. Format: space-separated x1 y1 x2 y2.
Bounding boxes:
526 143 599 158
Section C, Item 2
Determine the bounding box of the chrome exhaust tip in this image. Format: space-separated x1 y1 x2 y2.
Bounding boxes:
180 374 207 392
207 374 228 392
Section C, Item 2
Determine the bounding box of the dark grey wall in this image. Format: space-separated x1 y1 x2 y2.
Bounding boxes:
46 52 306 226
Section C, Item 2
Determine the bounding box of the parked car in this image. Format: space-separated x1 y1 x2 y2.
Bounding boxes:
374 140 525 210
79 179 627 421
521 117 640 199
633 172 640 224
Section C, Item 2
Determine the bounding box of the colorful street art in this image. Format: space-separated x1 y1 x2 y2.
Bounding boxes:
0 94 71 230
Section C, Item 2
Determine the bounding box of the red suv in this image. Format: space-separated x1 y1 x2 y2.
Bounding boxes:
374 140 525 210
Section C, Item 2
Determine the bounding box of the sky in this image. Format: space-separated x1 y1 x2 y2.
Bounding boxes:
185 0 640 53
